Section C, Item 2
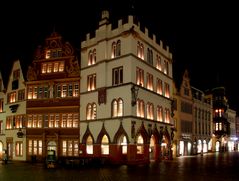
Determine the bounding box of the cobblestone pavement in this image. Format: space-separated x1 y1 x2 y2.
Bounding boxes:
1 152 239 181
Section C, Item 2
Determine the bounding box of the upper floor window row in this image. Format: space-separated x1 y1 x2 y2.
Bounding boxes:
112 40 121 58
27 83 79 99
136 67 170 98
7 89 25 103
41 62 64 74
45 49 62 59
88 49 96 66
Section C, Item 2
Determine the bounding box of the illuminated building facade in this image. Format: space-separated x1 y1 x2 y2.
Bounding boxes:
79 10 174 164
1 60 27 161
172 70 194 156
25 32 81 162
191 87 212 154
210 87 230 151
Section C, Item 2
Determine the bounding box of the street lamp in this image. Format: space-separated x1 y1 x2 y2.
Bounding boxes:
131 85 139 106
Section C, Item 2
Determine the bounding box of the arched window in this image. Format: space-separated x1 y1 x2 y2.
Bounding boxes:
111 42 117 58
116 40 121 57
137 99 145 118
120 135 127 154
86 103 97 120
88 49 96 65
137 41 144 60
112 98 124 117
146 103 154 120
156 54 162 71
137 135 144 154
101 135 109 155
157 106 163 122
86 135 93 154
88 50 93 65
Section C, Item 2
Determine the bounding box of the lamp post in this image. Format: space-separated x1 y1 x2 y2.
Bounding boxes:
131 85 139 106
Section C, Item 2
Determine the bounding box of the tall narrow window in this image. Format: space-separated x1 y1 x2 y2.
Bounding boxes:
157 106 163 122
146 103 154 120
163 60 169 75
86 135 93 154
87 74 96 91
112 42 117 58
156 55 162 71
86 103 97 120
156 78 163 95
137 99 145 118
137 135 144 154
116 40 121 57
137 42 144 60
113 67 123 85
147 48 153 65
101 135 109 155
164 82 170 98
112 98 123 117
136 67 144 87
146 73 153 91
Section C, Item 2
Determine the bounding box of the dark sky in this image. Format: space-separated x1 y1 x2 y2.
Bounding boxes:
0 1 239 112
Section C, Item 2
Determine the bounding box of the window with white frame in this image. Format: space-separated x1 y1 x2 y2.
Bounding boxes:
112 67 123 85
111 40 121 58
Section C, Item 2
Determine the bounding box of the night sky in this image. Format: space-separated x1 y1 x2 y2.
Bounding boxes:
0 1 239 113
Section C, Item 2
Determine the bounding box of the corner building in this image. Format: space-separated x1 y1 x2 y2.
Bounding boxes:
25 32 80 161
79 11 174 164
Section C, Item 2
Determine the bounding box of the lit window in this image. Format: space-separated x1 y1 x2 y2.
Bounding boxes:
156 55 162 71
111 42 116 58
146 103 154 120
47 63 52 73
112 98 123 117
137 42 144 60
163 60 169 75
157 106 163 122
137 99 145 118
59 62 64 72
16 142 23 156
146 73 153 91
136 67 144 87
101 135 109 155
87 74 96 91
53 62 59 72
137 135 144 154
86 136 93 154
156 78 163 95
45 50 50 59
164 82 170 98
86 103 97 120
120 136 127 154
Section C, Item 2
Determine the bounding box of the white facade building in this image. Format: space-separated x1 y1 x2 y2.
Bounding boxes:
79 11 174 164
